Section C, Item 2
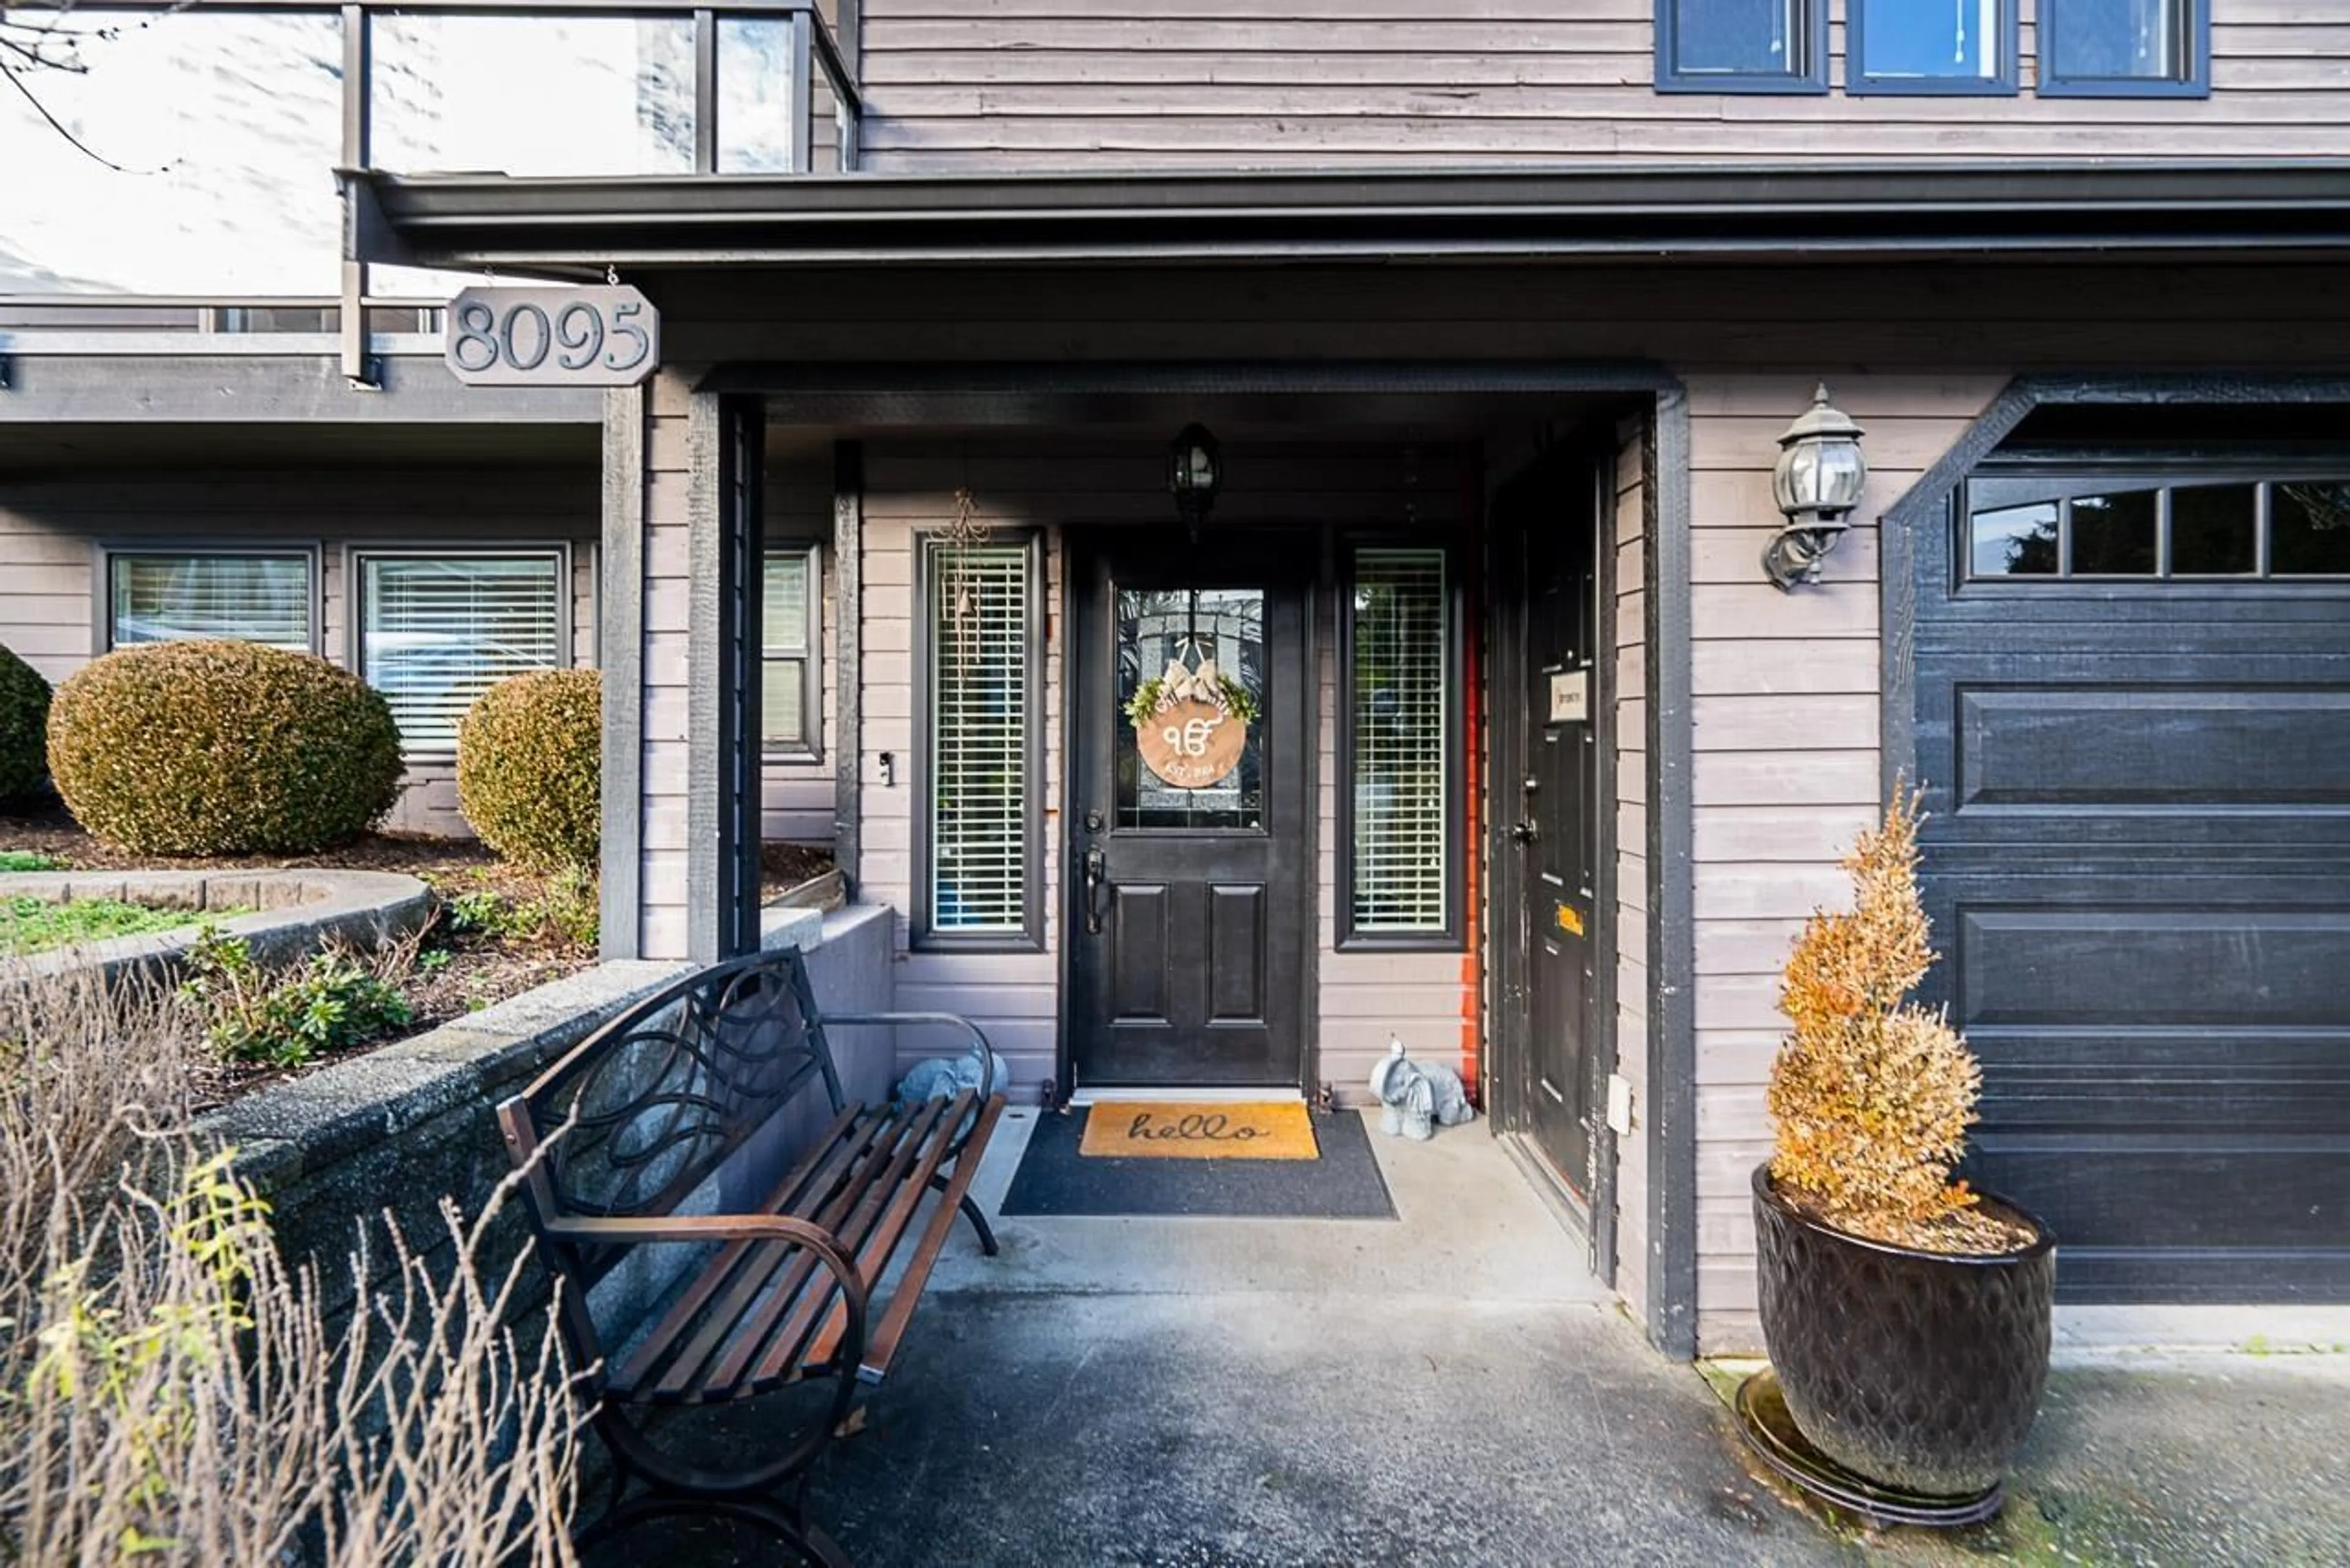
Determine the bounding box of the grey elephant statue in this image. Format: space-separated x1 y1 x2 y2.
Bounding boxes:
1367 1037 1476 1141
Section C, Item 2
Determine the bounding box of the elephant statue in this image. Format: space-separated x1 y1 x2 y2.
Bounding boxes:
1367 1037 1476 1141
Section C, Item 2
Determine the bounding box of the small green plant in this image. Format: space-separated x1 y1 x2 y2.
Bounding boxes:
417 947 455 976
543 865 600 949
179 929 412 1069
0 849 61 872
446 887 539 941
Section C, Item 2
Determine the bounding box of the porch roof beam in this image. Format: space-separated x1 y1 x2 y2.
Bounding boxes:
0 353 600 425
348 162 2350 273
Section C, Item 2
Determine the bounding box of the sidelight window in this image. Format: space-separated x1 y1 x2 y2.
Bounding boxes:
105 550 316 653
1849 0 2018 95
2040 0 2207 98
354 550 567 750
1654 0 1827 93
917 532 1042 949
763 545 821 758
1341 547 1461 948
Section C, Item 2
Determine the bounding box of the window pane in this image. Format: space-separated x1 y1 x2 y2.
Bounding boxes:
718 17 799 173
929 541 1031 934
360 555 563 747
2069 490 2157 576
1971 502 2059 577
762 659 807 750
1859 0 2001 80
1114 589 1265 832
1671 0 1797 75
764 552 810 653
110 555 311 650
1350 550 1449 935
2272 482 2350 577
371 16 694 176
2170 484 2256 575
2050 0 2177 80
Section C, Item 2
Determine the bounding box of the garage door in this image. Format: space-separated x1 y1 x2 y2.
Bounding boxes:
1913 453 2350 1302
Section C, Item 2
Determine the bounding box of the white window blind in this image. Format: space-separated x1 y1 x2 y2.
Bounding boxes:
927 539 1031 937
763 548 816 753
358 553 564 749
108 553 312 651
1351 549 1450 934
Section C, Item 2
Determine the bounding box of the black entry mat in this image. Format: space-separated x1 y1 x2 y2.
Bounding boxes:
999 1107 1397 1220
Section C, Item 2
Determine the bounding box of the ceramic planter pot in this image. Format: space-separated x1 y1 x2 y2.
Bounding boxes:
1751 1163 2056 1498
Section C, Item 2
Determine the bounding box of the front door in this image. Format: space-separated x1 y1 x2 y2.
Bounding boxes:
1067 532 1313 1088
1498 452 1603 1200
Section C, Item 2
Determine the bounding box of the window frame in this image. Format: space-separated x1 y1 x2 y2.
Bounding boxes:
1335 536 1468 954
911 527 1046 954
1847 0 2020 97
761 540 824 764
95 543 323 657
1653 0 1830 95
346 543 573 758
2038 0 2209 100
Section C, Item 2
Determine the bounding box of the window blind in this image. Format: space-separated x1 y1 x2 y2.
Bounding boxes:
108 554 311 651
763 549 815 752
1351 549 1450 934
358 553 564 748
927 539 1031 936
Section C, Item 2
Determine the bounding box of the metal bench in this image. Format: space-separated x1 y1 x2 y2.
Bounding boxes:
496 945 1005 1564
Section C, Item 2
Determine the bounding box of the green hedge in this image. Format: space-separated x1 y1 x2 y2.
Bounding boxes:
0 645 50 805
457 668 601 874
47 640 403 856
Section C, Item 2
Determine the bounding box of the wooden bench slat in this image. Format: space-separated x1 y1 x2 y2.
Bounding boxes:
835 1094 1006 1384
608 1100 873 1395
762 1091 982 1386
704 1093 968 1397
644 1103 941 1403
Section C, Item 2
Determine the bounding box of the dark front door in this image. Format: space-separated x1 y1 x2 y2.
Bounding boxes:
1498 454 1603 1201
1067 532 1313 1088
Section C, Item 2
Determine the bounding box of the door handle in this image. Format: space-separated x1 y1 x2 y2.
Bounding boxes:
1509 821 1540 846
1084 846 1108 935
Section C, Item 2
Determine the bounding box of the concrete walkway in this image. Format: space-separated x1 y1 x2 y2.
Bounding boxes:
585 1111 2350 1567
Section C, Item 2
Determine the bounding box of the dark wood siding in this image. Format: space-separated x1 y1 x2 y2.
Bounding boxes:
857 1 2349 170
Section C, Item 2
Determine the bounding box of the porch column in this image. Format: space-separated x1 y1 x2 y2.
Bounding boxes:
598 386 646 960
684 389 766 962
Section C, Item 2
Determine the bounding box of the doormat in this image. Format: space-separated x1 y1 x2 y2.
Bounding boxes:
1001 1108 1395 1219
1078 1100 1318 1160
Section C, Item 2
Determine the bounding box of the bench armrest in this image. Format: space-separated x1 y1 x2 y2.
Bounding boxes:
821 1012 999 1107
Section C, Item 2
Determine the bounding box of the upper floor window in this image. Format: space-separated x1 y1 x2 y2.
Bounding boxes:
1849 0 2018 95
1655 0 1827 93
2041 0 2209 98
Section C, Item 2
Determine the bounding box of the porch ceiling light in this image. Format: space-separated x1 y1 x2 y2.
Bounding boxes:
1765 385 1868 591
1169 423 1223 529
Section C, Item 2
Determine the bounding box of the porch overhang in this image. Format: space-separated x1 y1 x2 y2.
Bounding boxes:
348 161 2350 275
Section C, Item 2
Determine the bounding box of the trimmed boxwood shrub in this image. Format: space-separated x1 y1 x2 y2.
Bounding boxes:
457 668 601 874
0 644 51 805
47 640 403 856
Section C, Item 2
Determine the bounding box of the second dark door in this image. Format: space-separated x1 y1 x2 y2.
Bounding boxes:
1067 531 1313 1088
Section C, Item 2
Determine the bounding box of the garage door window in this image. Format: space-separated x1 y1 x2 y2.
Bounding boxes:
1968 474 2350 581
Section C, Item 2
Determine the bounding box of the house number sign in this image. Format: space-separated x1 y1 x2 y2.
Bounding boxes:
443 285 660 388
1136 698 1247 790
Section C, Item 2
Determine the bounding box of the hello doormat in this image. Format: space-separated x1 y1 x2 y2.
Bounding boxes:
1077 1101 1319 1161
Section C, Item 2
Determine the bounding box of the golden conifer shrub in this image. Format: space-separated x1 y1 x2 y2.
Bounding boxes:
457 668 601 875
1767 789 2017 1252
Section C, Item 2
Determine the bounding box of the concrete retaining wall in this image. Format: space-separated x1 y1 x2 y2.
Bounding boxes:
204 904 900 1321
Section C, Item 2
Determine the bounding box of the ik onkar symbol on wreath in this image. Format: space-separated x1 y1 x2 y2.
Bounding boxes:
1127 641 1256 790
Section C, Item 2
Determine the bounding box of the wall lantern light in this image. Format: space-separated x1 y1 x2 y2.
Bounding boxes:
1764 385 1868 590
1169 422 1223 538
